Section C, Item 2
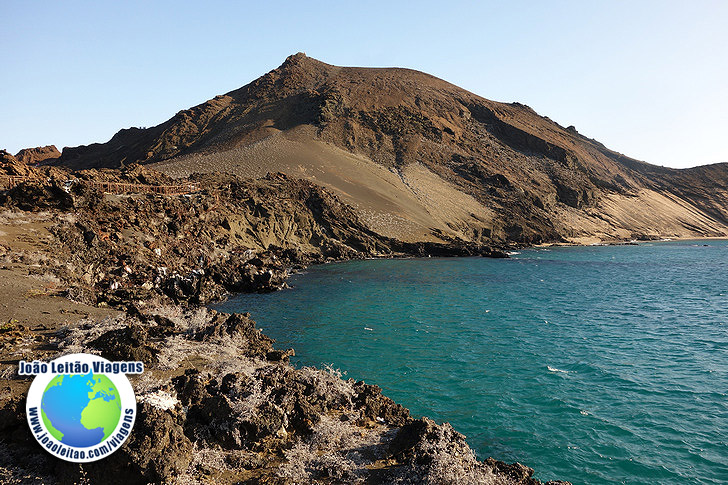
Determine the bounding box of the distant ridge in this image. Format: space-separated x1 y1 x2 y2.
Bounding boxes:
51 53 728 244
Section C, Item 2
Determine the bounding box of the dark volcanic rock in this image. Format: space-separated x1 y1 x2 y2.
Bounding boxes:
88 324 160 365
388 417 569 484
75 402 194 484
0 150 29 176
3 168 506 310
192 312 274 359
0 179 74 211
352 380 411 427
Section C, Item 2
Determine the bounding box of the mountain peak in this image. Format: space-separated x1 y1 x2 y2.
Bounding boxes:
282 52 309 65
275 52 332 77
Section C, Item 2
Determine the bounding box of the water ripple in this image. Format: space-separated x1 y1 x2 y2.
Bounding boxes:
216 241 728 485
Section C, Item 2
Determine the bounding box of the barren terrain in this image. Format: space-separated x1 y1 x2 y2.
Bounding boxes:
49 53 728 245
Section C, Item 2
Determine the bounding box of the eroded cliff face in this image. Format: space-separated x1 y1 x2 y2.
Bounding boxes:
50 53 728 244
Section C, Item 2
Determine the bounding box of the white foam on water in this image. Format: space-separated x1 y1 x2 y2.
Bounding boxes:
547 365 572 374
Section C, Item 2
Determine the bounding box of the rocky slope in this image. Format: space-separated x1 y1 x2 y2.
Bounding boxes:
0 150 37 177
0 173 564 484
3 51 724 483
52 53 728 244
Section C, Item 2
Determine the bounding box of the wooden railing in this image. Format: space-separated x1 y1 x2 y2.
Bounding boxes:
0 175 200 195
0 175 42 189
84 181 200 195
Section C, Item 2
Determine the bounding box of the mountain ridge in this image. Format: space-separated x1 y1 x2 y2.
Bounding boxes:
48 53 728 244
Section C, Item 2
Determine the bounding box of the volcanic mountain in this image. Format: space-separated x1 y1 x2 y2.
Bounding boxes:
52 53 728 244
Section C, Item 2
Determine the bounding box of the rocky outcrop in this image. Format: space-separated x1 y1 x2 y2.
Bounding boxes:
0 150 17 166
0 150 37 177
0 167 506 309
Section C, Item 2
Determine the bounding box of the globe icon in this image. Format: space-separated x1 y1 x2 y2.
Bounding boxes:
40 372 122 447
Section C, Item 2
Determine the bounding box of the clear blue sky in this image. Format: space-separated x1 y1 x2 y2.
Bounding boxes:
1 1 726 168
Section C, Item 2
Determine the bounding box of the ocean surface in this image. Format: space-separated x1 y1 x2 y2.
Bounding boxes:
215 241 728 484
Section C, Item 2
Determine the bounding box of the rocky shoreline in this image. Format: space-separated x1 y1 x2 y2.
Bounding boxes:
0 164 568 484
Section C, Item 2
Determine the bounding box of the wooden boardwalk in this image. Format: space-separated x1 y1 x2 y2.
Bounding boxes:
84 181 200 195
0 175 200 195
0 175 42 190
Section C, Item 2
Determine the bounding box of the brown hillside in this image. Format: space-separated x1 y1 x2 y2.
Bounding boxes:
53 53 728 244
15 145 60 165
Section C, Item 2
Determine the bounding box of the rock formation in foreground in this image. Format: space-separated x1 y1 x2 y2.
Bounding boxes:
51 53 728 244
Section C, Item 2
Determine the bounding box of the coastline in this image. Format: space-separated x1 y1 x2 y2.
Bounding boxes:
0 179 568 484
253 244 728 484
2 167 724 482
2 27 726 484
534 234 728 248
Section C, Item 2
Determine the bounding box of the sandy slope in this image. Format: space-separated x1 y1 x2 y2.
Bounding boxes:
151 126 728 244
151 126 496 243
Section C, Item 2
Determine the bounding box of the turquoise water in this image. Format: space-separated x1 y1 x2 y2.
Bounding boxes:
216 241 728 484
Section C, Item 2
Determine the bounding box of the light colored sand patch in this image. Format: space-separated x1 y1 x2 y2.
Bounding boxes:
151 126 728 244
400 162 495 227
550 188 728 243
598 189 728 237
0 217 118 333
